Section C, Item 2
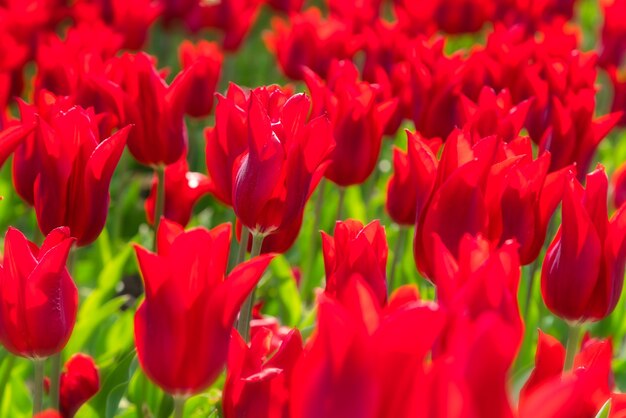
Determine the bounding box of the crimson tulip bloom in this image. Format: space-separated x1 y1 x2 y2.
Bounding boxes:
134 219 273 395
306 60 396 187
541 166 626 321
266 0 304 13
33 106 130 246
322 220 388 306
613 161 626 208
0 227 76 358
58 354 100 418
109 52 194 166
223 328 303 418
0 119 36 170
178 40 223 118
144 154 213 227
599 0 626 68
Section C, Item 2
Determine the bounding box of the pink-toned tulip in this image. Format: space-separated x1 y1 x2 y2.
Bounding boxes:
541 166 626 321
0 227 76 358
178 40 223 118
134 219 273 395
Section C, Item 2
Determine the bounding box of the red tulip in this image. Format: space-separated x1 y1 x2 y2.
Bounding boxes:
328 0 382 31
133 219 273 395
33 106 130 246
144 154 213 227
393 0 495 34
58 354 100 418
0 227 76 358
265 8 359 81
613 161 626 209
386 131 441 226
541 166 626 321
108 52 194 166
0 119 36 170
609 67 626 127
306 60 396 187
178 40 223 118
599 0 626 68
265 0 304 13
229 88 333 235
236 215 303 254
322 220 388 307
223 328 303 418
34 411 62 418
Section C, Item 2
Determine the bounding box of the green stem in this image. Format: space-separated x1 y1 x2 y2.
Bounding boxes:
389 227 408 290
234 226 250 269
337 187 346 220
301 180 326 301
523 259 539 321
153 164 166 251
564 322 583 371
236 233 265 342
0 355 15 409
32 359 45 415
172 395 187 418
49 353 62 410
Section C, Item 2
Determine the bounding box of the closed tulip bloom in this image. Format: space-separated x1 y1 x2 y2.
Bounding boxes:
0 227 76 358
306 60 396 187
58 354 100 418
33 106 130 246
541 166 626 321
178 40 223 118
109 52 194 166
322 220 388 306
134 219 273 395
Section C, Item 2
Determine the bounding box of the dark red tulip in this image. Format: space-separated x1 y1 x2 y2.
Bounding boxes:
134 219 273 395
144 154 213 227
306 60 396 187
265 0 304 13
265 9 359 81
108 52 194 166
58 354 100 418
322 220 388 307
229 88 333 235
0 227 76 358
33 106 130 246
178 40 223 118
613 161 626 209
386 131 441 226
223 328 303 418
541 166 626 321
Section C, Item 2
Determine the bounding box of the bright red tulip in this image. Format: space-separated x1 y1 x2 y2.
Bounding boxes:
328 0 382 31
34 411 62 418
599 0 626 68
306 60 396 187
393 0 495 34
32 105 130 246
58 354 100 418
223 328 303 418
541 166 626 321
108 52 194 166
134 219 273 395
178 40 223 118
386 131 441 226
144 154 213 227
322 220 388 307
0 227 76 358
613 161 626 209
0 119 36 170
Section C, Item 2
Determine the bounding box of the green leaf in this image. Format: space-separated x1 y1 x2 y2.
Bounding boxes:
105 383 128 418
595 399 612 418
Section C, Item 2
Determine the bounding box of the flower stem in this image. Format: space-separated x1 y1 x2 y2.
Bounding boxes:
301 180 326 301
0 355 15 409
32 358 45 415
49 353 62 410
236 233 265 342
153 164 166 251
523 259 539 321
337 187 346 220
234 226 250 268
389 226 408 290
172 395 187 418
564 322 583 371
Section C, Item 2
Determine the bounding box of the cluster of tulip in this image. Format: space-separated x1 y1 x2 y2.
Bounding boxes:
0 0 625 417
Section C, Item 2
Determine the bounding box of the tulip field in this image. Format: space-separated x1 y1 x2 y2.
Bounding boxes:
2 0 626 417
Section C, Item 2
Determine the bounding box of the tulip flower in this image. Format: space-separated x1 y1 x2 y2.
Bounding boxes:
613 161 626 209
223 328 303 418
266 0 305 13
32 105 131 246
0 226 76 358
0 119 36 170
34 411 62 418
322 220 388 306
108 52 194 166
133 219 273 398
236 215 303 255
178 40 223 118
393 0 495 35
306 60 396 187
541 166 626 322
328 0 382 31
47 354 100 418
599 0 626 68
144 154 213 227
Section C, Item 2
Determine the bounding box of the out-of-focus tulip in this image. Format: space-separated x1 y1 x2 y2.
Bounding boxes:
133 219 273 395
178 40 223 118
386 131 441 226
599 0 626 68
145 154 213 227
306 60 396 187
265 9 359 81
0 227 76 358
613 161 626 209
223 328 303 418
224 88 333 235
393 0 495 34
32 106 130 246
322 220 388 306
58 354 100 418
541 166 626 321
265 0 304 13
328 0 382 31
108 52 194 166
